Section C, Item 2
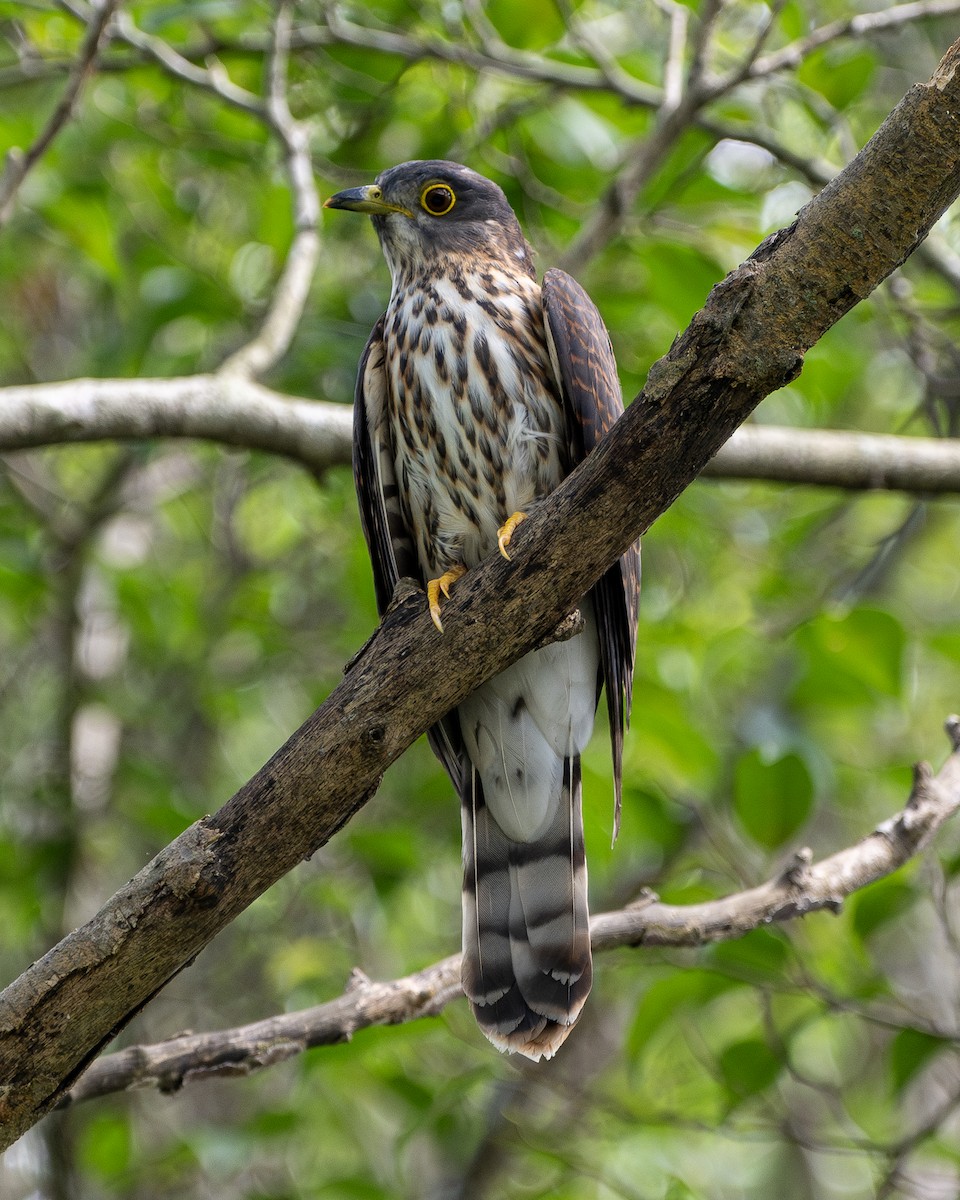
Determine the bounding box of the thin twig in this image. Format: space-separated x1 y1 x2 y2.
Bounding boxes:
657 0 688 112
219 1 321 378
561 0 960 269
749 0 960 82
321 5 662 108
109 7 265 116
875 1078 960 1198
558 0 722 272
0 0 120 226
78 1 320 380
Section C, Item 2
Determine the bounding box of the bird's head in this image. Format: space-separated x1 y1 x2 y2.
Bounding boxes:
324 160 535 285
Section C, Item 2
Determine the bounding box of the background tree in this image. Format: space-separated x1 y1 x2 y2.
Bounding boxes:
2 2 960 1198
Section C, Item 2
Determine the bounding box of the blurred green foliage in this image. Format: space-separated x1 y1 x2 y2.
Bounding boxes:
1 1 960 1198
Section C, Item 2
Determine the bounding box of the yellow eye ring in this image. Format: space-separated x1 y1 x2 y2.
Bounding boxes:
420 183 456 216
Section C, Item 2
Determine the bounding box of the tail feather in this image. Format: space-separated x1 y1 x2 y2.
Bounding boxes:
461 758 592 1061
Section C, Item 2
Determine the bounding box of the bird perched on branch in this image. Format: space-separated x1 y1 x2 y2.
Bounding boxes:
325 161 639 1060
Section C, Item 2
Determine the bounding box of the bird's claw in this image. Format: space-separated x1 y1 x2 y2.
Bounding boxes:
427 565 467 631
497 511 528 560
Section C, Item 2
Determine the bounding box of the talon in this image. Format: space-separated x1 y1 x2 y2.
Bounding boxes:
497 511 528 560
426 565 467 632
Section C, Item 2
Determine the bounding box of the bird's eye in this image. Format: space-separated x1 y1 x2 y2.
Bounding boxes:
420 184 456 216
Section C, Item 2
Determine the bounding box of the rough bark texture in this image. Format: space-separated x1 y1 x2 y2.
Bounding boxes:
1 38 960 1148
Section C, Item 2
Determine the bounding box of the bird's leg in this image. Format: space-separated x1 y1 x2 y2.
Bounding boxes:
427 564 467 632
497 511 528 560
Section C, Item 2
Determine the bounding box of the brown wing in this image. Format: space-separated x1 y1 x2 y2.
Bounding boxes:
541 268 641 838
353 316 464 789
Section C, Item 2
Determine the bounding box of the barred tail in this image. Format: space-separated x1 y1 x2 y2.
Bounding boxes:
460 757 592 1061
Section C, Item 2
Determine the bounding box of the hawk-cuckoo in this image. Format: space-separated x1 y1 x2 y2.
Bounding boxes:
325 161 640 1060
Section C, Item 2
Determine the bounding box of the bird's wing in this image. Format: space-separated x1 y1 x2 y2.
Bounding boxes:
354 316 404 611
541 267 641 837
353 316 464 789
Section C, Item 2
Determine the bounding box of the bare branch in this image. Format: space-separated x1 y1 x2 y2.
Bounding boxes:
658 0 689 111
109 8 265 116
703 425 960 493
58 717 960 1107
218 1 321 379
320 5 661 107
0 376 352 473
559 0 724 273
96 3 322 380
596 720 960 951
61 957 462 1105
4 375 960 494
748 0 960 82
2 37 960 1148
0 0 119 226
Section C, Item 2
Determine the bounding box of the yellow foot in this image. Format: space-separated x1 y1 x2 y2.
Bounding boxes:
426 564 467 632
497 511 528 560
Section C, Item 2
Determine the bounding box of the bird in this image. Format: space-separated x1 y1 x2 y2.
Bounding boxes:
325 161 640 1060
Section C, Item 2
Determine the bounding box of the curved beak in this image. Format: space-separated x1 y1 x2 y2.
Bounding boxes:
323 185 411 217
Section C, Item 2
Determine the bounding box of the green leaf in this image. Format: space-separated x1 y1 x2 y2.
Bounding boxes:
711 928 791 981
792 607 906 706
628 970 743 1057
779 1 808 42
484 0 564 48
797 46 876 110
851 878 916 940
78 1112 131 1177
719 1038 782 1099
733 749 814 848
891 1028 950 1093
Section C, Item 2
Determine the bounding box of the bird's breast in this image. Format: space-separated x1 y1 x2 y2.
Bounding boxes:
383 269 567 575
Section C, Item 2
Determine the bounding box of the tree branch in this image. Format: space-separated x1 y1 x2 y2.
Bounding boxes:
218 2 321 380
68 3 322 381
109 6 265 117
2 37 960 1149
748 0 960 82
703 425 960 493
0 375 353 474
57 717 960 1108
0 0 119 226
3 375 960 495
320 6 662 108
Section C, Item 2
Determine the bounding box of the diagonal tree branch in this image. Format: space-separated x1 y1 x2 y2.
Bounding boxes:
1 37 960 1150
56 717 960 1109
747 0 960 82
0 0 120 226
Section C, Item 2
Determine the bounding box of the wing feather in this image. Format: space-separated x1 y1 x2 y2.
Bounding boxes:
541 268 641 837
353 316 463 788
